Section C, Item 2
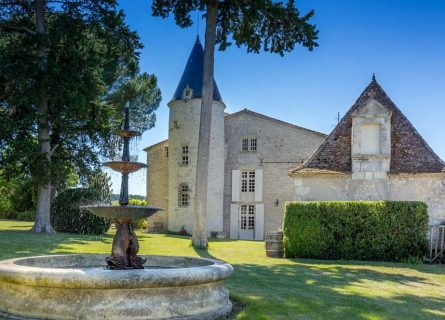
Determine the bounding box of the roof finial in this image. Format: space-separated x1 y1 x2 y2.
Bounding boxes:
372 73 376 81
196 10 200 39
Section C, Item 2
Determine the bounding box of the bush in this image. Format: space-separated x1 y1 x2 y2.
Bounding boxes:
16 211 36 221
50 188 111 234
0 211 18 220
129 198 147 206
283 201 428 261
128 198 148 229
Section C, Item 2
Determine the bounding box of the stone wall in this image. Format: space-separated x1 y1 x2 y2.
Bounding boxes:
145 140 169 232
167 98 225 234
293 173 445 225
224 110 326 238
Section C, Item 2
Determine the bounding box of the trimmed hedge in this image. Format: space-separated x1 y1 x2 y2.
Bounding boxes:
50 188 111 234
283 201 428 261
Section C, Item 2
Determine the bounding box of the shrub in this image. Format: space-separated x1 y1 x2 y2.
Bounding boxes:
16 211 36 221
283 201 428 261
50 188 111 234
128 198 148 229
129 198 147 206
0 211 18 220
132 218 148 230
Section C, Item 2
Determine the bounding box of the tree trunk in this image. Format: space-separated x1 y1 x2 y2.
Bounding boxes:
31 0 55 233
192 0 218 249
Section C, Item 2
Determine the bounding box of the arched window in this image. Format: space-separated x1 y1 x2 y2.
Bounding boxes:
178 183 190 207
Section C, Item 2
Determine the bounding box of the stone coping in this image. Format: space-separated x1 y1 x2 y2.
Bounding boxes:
0 254 233 289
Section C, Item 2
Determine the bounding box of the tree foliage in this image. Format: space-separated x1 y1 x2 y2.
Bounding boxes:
0 0 161 231
152 0 319 56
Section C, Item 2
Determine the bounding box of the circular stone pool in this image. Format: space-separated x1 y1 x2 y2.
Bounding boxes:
0 254 233 320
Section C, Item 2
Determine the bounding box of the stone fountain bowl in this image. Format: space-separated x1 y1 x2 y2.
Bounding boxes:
0 254 233 320
104 161 147 174
84 205 162 220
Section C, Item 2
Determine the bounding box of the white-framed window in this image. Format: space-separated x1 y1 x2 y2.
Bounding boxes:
181 145 189 165
241 138 257 152
241 170 255 193
240 204 255 230
178 183 189 207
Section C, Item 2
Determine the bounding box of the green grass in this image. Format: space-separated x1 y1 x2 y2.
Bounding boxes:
1 219 444 320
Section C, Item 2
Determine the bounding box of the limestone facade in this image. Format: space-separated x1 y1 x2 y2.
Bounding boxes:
224 110 326 239
290 78 445 225
165 98 225 235
144 139 168 232
146 107 325 240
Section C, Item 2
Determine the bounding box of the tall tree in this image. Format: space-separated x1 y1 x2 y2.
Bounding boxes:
152 0 319 248
0 0 161 233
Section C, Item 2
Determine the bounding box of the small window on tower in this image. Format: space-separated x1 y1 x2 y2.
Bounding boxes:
178 183 190 207
181 145 189 166
165 147 169 158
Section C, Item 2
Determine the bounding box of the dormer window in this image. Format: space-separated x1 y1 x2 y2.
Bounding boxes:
351 99 392 179
360 124 381 154
183 86 193 100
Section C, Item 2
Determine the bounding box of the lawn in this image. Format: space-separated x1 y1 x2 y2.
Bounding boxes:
1 220 444 320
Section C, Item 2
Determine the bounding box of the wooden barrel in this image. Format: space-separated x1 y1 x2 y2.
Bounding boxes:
265 231 284 258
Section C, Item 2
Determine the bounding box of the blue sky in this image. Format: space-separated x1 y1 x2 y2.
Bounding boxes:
115 0 445 196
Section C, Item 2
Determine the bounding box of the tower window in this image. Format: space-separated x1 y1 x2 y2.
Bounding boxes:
178 184 190 207
181 145 189 165
241 138 257 152
165 147 169 158
241 170 255 193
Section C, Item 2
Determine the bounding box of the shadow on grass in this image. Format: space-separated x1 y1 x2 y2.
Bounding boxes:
0 229 114 260
228 262 445 319
192 246 445 319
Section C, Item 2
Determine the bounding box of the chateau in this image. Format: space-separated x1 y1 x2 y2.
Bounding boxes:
145 38 445 240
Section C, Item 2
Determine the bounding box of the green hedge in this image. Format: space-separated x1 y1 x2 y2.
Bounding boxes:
50 188 111 234
283 201 428 261
16 211 36 221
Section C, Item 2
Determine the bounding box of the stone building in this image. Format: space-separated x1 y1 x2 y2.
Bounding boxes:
144 37 326 239
290 77 445 225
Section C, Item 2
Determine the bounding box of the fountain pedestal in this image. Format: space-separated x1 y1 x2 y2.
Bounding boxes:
107 219 146 269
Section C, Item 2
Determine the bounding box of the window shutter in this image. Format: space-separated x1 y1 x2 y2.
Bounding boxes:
232 170 240 202
255 203 264 240
255 169 263 202
230 204 239 239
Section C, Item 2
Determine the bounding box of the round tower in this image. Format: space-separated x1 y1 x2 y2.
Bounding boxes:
167 37 225 235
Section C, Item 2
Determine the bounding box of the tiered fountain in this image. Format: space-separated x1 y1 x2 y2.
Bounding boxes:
86 103 159 269
0 104 233 320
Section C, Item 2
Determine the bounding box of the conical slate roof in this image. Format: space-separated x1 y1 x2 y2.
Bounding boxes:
290 78 445 175
172 36 222 102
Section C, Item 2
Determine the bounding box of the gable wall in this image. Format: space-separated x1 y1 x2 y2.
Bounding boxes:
224 112 325 237
293 174 445 225
145 140 169 232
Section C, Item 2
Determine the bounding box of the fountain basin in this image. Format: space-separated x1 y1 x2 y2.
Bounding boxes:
0 254 233 320
83 205 162 220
